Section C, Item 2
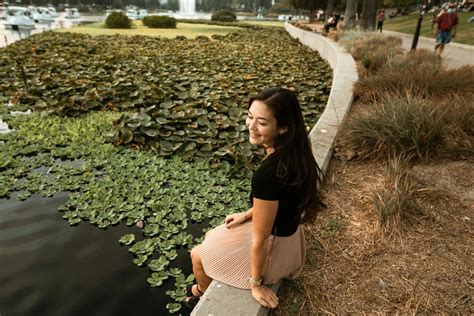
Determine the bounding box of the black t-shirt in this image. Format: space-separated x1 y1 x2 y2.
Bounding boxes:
250 154 300 237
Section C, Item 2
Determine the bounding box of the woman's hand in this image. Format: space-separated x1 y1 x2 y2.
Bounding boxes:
224 212 247 229
250 285 279 309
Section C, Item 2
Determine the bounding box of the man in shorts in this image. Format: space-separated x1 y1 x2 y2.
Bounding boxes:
434 3 459 56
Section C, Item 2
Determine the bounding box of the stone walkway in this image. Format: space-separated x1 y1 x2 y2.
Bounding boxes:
301 22 473 68
383 30 474 68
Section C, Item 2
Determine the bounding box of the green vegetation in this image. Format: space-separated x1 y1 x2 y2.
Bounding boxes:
0 110 249 312
56 21 242 38
0 28 332 312
384 11 474 45
143 15 177 29
105 11 132 29
211 9 237 22
1 30 331 171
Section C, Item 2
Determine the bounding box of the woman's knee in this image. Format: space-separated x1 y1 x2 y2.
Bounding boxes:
190 245 202 265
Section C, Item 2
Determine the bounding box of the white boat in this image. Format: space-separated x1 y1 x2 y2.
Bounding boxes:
4 6 35 30
28 6 54 23
0 3 8 19
138 9 148 19
126 9 138 20
45 6 58 18
65 8 80 19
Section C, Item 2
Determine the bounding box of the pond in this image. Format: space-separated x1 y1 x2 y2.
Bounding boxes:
0 27 332 314
0 193 193 315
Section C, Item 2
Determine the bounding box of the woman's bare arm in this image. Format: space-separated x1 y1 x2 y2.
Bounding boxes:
250 197 279 308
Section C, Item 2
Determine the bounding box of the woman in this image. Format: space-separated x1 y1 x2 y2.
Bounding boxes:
185 87 326 309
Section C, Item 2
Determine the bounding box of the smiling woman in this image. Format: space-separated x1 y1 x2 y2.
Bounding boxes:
186 88 326 310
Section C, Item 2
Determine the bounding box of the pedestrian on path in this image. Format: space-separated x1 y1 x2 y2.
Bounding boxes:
377 10 386 32
434 2 459 56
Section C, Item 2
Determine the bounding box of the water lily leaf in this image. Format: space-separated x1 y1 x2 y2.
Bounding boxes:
160 101 174 109
148 256 169 272
119 234 135 246
197 115 209 126
160 140 174 152
156 117 168 124
145 129 159 137
121 129 133 144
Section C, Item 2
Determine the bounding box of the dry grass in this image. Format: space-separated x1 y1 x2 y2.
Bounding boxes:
275 159 474 315
340 33 404 76
355 52 474 101
372 155 424 238
340 95 448 161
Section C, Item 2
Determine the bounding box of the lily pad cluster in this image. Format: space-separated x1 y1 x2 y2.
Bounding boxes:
0 29 331 169
0 110 250 313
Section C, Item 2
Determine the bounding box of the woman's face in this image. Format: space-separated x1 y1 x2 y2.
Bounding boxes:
246 100 280 149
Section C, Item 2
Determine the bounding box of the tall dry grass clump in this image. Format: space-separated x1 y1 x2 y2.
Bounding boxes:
372 155 423 237
341 95 447 160
439 94 474 158
355 50 474 101
340 33 404 75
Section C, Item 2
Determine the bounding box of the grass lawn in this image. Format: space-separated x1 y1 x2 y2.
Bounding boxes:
384 11 474 45
56 20 242 38
239 20 284 27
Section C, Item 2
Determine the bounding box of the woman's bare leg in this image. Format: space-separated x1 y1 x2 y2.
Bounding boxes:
190 245 212 294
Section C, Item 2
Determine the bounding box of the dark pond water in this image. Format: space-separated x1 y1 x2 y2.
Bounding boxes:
0 193 193 316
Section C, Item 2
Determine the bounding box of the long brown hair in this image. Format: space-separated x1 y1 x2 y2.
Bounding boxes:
249 87 326 223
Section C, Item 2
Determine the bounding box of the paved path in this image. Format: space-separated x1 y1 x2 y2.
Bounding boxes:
383 30 474 68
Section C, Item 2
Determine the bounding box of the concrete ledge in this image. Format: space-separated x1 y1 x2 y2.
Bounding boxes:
191 282 280 316
191 24 358 316
285 22 358 173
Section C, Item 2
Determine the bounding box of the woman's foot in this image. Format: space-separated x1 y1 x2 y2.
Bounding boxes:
184 284 204 309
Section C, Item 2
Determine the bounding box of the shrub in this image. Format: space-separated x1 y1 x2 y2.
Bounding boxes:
195 35 210 41
142 15 176 28
355 56 474 101
105 11 132 29
211 10 237 22
372 155 423 237
340 33 404 75
341 96 447 160
439 94 474 158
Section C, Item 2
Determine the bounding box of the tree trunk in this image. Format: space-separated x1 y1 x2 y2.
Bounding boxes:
325 0 335 22
360 0 378 31
344 0 359 30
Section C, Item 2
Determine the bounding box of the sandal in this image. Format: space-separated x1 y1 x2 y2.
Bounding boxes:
184 284 204 309
184 295 200 309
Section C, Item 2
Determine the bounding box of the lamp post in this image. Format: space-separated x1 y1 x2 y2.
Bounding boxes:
411 2 426 50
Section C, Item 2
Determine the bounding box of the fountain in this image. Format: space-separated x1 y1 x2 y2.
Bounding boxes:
179 0 195 16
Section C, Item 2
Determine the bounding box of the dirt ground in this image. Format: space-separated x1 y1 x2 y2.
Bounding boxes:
275 155 473 314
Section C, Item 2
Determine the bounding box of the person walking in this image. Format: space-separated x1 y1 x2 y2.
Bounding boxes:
184 87 326 309
434 3 459 56
377 10 386 32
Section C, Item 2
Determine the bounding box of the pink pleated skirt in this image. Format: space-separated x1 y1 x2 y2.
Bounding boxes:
200 221 306 289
